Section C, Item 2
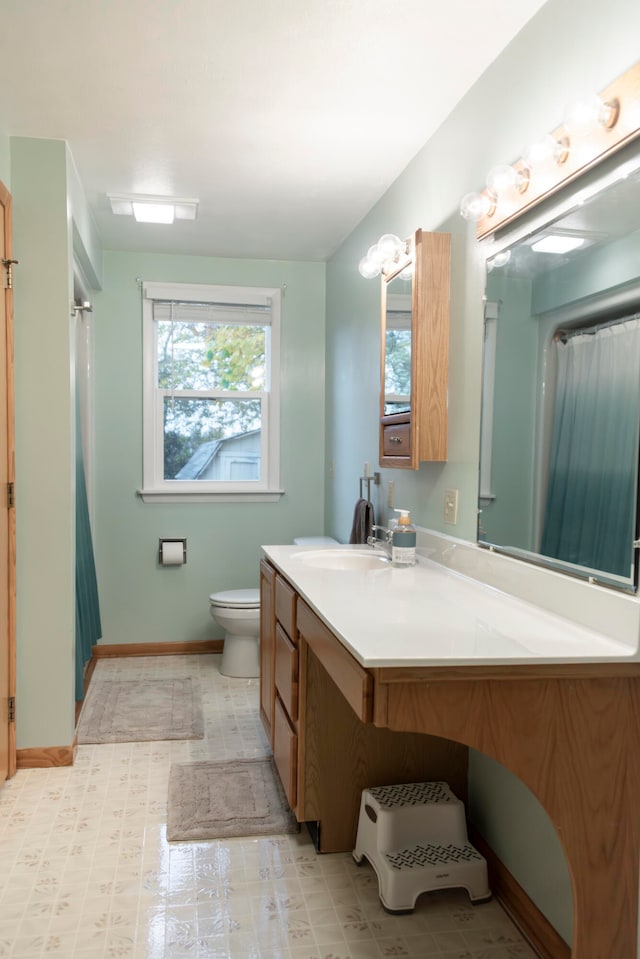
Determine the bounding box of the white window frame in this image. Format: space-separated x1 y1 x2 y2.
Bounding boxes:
139 281 283 503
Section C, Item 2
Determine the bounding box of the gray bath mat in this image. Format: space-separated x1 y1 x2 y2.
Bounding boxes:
77 677 204 743
167 756 299 841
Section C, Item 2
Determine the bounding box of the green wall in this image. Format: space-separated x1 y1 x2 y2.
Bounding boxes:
93 252 326 647
324 0 640 944
0 126 9 188
12 138 76 749
481 274 538 549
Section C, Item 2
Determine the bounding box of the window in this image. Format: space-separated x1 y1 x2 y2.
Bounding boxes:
140 281 282 502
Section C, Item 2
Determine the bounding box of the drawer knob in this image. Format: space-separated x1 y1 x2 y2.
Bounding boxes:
389 435 402 444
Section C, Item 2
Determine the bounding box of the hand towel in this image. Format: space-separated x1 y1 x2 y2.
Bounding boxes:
349 498 375 544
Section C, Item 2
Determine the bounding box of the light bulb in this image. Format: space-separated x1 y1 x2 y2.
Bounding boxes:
377 233 405 260
563 95 618 135
486 164 519 197
367 243 387 267
358 256 381 279
487 250 511 272
523 134 569 168
459 191 492 221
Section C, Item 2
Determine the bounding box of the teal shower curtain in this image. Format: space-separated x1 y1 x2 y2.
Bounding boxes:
541 316 640 578
75 399 102 700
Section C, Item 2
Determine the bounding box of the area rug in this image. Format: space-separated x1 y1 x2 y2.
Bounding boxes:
167 756 299 841
76 678 204 744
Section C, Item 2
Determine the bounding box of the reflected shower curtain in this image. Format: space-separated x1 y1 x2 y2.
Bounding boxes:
75 398 102 700
541 316 640 578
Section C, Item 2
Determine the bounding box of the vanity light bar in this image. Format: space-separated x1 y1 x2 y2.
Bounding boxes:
460 58 640 240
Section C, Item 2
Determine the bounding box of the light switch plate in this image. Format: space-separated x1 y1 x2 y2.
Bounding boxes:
444 488 458 525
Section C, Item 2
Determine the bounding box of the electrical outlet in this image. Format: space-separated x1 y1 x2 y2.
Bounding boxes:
444 488 458 525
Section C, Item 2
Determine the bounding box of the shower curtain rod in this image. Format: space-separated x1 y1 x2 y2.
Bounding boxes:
555 311 640 343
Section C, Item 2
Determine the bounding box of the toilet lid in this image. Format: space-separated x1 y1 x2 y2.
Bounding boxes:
209 587 260 609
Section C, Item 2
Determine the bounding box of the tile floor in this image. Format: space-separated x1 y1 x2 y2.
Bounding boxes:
0 655 539 959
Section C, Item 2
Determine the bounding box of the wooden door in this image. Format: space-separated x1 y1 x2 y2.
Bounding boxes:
0 180 16 782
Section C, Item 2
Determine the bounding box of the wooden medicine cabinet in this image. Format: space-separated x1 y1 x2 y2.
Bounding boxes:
380 229 451 469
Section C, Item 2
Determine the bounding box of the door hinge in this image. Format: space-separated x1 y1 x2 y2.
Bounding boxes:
2 258 18 290
7 482 14 509
8 696 15 724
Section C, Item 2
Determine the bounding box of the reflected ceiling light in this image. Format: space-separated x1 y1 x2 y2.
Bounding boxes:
108 193 199 224
358 233 409 278
531 234 585 254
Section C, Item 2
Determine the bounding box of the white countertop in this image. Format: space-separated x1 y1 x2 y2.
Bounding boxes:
262 544 636 667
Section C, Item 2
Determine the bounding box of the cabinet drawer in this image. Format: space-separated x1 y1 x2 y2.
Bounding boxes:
273 695 297 809
297 600 373 722
275 575 297 640
382 422 411 457
275 624 299 721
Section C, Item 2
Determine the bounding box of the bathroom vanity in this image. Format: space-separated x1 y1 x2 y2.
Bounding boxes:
259 541 640 959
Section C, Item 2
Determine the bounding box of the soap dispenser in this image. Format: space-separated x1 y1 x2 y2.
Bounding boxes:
391 509 417 568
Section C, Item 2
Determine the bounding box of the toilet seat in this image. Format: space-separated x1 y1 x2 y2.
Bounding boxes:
209 588 260 609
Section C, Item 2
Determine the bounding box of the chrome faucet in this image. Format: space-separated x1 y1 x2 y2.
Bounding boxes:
367 525 392 555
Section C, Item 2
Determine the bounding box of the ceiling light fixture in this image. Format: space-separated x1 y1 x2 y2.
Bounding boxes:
108 193 199 224
358 233 409 278
458 59 640 239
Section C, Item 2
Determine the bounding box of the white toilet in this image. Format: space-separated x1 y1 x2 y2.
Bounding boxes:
209 588 261 678
210 537 338 679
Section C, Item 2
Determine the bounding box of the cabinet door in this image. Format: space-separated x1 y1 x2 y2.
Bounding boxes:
259 560 276 743
275 574 297 640
273 695 297 810
275 624 299 721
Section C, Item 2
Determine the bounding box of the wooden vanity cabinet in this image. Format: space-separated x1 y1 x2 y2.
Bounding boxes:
259 560 468 851
260 560 640 956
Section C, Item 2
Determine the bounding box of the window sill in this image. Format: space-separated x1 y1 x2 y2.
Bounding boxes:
138 488 285 504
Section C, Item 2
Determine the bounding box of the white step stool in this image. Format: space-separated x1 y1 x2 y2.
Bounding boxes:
353 781 491 913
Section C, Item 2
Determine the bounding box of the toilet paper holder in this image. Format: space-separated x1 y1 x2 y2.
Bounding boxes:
158 537 187 565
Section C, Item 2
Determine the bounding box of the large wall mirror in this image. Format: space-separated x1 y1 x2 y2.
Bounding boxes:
380 229 450 469
479 141 640 590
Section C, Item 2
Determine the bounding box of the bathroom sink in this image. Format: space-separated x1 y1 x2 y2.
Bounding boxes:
293 548 390 571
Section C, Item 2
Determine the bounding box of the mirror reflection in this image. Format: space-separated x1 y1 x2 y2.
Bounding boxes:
479 150 640 590
383 275 412 415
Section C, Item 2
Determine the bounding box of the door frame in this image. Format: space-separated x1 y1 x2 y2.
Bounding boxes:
0 179 16 780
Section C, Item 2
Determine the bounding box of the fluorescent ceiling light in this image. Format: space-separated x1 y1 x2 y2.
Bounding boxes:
107 193 199 223
132 201 174 224
531 234 585 254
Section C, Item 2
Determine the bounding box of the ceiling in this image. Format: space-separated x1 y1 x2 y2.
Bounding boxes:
0 0 550 261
